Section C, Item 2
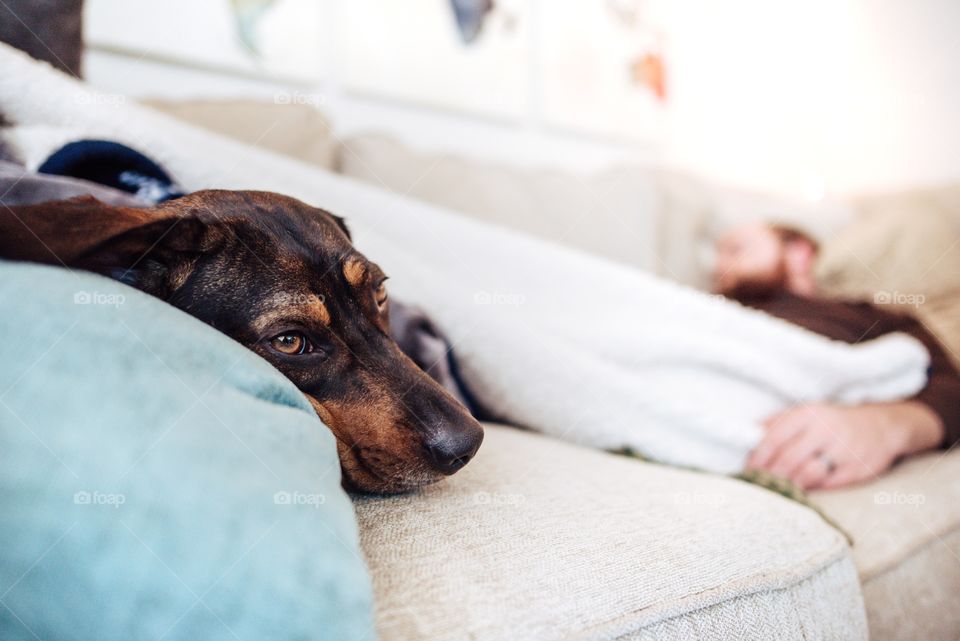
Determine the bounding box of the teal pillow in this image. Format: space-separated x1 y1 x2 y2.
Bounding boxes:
0 261 375 641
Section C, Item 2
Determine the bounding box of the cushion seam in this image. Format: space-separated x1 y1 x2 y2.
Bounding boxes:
559 537 852 641
860 518 960 584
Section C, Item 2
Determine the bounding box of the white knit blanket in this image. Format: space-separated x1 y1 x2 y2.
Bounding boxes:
0 44 930 472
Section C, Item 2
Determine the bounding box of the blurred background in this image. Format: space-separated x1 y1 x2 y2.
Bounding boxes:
77 0 960 199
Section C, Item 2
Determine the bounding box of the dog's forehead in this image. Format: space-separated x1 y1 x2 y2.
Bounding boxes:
219 192 373 304
212 191 354 260
250 192 348 239
243 246 362 334
173 190 381 322
182 190 347 237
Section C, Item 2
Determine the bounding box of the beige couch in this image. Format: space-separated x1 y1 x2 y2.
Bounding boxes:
149 100 960 641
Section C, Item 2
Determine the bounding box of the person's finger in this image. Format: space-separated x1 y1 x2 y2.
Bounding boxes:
747 411 809 469
818 463 862 490
767 428 829 479
760 412 787 430
792 454 833 490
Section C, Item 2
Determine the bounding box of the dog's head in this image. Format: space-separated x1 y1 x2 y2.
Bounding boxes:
1 189 483 493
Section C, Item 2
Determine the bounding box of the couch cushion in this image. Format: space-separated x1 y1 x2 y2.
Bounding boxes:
337 133 662 273
815 199 960 368
356 425 867 641
812 449 960 641
337 134 856 290
0 261 374 641
143 99 338 171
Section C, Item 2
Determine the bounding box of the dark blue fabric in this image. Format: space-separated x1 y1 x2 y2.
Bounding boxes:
38 140 186 203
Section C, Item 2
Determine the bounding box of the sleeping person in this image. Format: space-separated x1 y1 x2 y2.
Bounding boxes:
714 222 960 490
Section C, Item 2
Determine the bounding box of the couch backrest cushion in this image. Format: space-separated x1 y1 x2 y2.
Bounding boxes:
337 134 662 273
816 188 960 367
337 134 855 289
143 99 338 171
0 261 374 641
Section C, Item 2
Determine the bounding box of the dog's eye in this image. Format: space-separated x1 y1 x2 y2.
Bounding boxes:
374 279 388 310
269 332 311 356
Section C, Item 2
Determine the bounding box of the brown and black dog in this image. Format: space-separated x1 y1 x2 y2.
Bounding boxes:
0 189 484 493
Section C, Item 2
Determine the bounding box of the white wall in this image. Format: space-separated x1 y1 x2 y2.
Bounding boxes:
838 0 960 193
84 0 960 197
658 0 960 197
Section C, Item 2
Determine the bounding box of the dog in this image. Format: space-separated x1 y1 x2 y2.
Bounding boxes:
0 189 484 493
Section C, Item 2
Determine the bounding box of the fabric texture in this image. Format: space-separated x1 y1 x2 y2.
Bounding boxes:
0 131 17 164
355 425 867 641
0 261 375 641
859 528 960 641
0 43 932 473
812 449 960 641
616 557 865 641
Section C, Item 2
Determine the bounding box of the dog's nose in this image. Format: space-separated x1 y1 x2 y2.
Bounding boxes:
425 420 483 475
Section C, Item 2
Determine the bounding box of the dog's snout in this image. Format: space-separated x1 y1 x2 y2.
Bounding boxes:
424 417 484 475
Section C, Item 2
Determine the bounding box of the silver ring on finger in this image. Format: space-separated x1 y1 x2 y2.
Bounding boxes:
815 451 836 474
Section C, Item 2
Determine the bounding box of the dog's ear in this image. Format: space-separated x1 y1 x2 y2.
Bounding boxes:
328 212 351 240
0 195 220 295
1 196 151 264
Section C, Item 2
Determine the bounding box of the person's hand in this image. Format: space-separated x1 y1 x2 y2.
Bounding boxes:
746 402 944 491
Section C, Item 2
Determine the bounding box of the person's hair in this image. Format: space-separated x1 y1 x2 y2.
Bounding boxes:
768 223 819 254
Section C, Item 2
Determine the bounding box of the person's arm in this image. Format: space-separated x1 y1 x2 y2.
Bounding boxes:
746 400 944 490
747 304 960 490
745 299 960 489
832 302 960 448
894 315 960 448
